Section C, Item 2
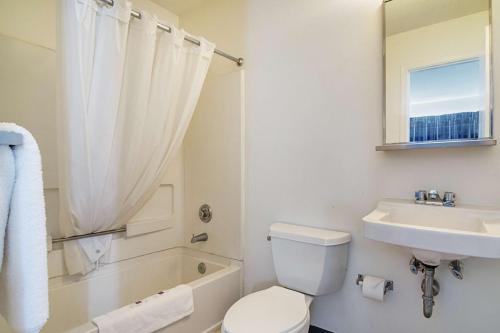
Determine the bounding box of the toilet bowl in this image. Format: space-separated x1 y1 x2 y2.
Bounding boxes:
222 286 313 333
222 223 351 333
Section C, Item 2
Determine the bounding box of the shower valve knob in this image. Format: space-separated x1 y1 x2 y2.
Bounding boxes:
198 204 212 223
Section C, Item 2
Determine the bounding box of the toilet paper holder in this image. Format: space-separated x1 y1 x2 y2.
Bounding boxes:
356 274 394 295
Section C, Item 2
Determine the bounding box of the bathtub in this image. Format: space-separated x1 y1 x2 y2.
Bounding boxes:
41 247 242 333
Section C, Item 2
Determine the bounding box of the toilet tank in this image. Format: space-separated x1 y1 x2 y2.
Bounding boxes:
269 223 351 296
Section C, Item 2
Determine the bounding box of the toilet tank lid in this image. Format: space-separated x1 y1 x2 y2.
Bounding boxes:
269 223 351 246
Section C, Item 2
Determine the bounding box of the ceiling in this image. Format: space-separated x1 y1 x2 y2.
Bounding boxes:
150 0 206 15
385 0 489 36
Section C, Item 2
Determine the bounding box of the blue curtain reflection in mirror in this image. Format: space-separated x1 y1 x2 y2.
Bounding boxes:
408 58 485 142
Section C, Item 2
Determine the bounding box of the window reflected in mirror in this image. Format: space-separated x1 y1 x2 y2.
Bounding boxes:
408 58 486 142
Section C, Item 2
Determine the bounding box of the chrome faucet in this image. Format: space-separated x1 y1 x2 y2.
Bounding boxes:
426 190 442 205
414 190 455 207
191 232 208 243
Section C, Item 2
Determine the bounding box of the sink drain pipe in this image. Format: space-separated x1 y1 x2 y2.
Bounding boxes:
422 264 439 318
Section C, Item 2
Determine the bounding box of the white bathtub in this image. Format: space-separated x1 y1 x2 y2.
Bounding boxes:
41 247 242 333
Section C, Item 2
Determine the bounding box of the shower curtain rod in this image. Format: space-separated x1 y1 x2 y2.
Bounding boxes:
99 0 243 66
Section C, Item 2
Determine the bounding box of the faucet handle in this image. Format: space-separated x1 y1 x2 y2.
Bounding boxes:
443 192 456 207
415 190 427 204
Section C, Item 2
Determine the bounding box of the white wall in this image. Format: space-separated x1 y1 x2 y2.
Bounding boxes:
385 11 490 143
245 0 500 332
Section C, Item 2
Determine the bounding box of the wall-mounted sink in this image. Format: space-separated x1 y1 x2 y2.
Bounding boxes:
363 199 500 265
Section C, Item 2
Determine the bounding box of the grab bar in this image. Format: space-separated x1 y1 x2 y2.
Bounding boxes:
52 227 126 244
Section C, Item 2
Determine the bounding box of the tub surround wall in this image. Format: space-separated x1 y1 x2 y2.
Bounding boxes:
245 0 500 332
183 70 245 260
46 153 185 278
180 0 246 261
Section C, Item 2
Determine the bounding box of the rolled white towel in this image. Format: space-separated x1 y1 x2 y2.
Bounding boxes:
93 284 194 333
0 145 15 272
0 123 49 333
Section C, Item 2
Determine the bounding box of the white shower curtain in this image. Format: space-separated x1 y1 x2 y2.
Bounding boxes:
58 0 214 274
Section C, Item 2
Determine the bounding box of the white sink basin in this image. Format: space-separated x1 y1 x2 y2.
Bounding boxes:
363 199 500 265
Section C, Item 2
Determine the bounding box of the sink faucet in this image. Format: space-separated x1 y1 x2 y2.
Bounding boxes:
427 190 442 205
414 190 455 207
191 232 208 243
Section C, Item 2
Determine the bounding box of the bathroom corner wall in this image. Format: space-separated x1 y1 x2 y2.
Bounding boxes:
0 0 185 277
245 0 500 332
180 0 246 260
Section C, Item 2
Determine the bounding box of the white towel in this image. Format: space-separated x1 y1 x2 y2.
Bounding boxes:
0 123 49 333
0 145 15 272
93 284 194 333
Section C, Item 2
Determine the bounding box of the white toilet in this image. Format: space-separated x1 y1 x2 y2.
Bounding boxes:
222 222 351 333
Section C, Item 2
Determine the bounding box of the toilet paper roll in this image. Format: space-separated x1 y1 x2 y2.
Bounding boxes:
361 275 386 302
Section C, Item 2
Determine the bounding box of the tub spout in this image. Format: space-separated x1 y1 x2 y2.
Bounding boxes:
191 233 208 243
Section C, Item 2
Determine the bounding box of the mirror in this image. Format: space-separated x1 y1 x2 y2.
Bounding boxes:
380 0 494 150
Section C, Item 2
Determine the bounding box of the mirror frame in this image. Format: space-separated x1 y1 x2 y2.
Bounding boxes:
377 0 496 151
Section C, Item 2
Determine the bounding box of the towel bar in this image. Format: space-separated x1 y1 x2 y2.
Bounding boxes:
0 131 23 146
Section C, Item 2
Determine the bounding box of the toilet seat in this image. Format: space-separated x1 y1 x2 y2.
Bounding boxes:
222 286 310 333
